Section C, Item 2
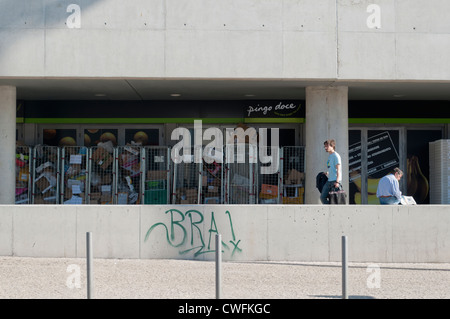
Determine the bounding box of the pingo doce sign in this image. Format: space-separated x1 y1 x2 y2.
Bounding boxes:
171 120 279 175
66 4 382 29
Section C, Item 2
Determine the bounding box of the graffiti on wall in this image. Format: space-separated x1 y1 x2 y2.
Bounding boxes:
145 209 242 258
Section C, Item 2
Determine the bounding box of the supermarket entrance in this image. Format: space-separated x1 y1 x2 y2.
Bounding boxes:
349 127 443 204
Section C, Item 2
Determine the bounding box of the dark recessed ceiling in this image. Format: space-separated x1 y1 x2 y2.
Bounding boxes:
1 78 450 101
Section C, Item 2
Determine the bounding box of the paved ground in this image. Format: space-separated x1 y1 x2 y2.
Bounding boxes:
0 256 449 299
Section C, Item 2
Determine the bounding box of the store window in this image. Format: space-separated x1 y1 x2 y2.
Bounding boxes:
84 129 118 147
349 130 362 204
349 126 443 204
125 129 160 146
349 128 401 204
249 124 300 148
367 130 400 204
42 128 78 147
406 129 442 204
16 125 24 142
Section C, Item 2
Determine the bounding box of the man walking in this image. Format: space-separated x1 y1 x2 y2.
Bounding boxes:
376 168 403 205
320 139 342 204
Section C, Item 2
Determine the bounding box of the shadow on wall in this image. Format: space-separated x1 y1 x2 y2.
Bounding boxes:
0 0 101 29
0 0 102 58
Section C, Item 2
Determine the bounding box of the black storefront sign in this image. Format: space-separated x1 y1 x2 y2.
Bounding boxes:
22 100 305 121
244 101 303 118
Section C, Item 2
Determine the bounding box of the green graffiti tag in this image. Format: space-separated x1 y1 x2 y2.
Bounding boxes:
145 209 242 258
226 210 242 257
144 209 187 247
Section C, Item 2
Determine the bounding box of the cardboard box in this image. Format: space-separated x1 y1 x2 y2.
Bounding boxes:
186 197 198 204
65 164 81 177
123 145 140 156
92 147 113 170
89 192 101 204
100 193 112 203
18 168 29 182
119 153 141 177
67 179 84 194
283 186 304 198
101 174 112 185
147 170 168 180
259 193 277 200
33 194 57 204
35 172 57 194
207 185 218 194
119 153 136 166
261 184 278 196
286 169 305 185
211 178 221 186
259 198 278 204
204 197 220 204
232 174 249 186
282 197 303 204
182 194 198 204
230 187 250 203
282 187 304 204
185 188 198 197
65 187 73 199
33 195 46 204
117 192 128 204
35 161 53 174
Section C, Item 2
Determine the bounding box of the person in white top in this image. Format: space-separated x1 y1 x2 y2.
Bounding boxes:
320 139 342 204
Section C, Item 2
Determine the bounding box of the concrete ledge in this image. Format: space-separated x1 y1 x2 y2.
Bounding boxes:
1 204 450 263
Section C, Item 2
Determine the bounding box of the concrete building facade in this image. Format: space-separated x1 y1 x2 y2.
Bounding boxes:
1 0 450 261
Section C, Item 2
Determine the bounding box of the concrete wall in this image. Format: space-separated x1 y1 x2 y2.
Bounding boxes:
1 0 450 81
2 204 450 263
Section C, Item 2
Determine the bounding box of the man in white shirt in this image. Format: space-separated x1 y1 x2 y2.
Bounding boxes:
376 168 403 205
320 139 342 204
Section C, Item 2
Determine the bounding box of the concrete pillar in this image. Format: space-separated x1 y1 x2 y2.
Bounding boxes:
0 86 16 204
305 86 348 204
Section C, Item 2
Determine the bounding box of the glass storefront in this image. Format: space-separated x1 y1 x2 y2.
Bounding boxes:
15 100 450 205
349 126 443 204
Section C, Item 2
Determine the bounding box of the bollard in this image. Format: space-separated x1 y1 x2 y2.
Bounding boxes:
342 235 348 299
86 232 94 299
215 233 222 299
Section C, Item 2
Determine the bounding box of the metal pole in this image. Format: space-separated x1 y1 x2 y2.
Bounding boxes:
342 235 348 299
86 232 94 299
215 233 222 299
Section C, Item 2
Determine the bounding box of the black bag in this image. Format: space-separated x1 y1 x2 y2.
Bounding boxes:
328 184 347 205
316 172 328 193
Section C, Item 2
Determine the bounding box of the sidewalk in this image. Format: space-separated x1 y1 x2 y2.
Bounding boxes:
0 256 449 299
